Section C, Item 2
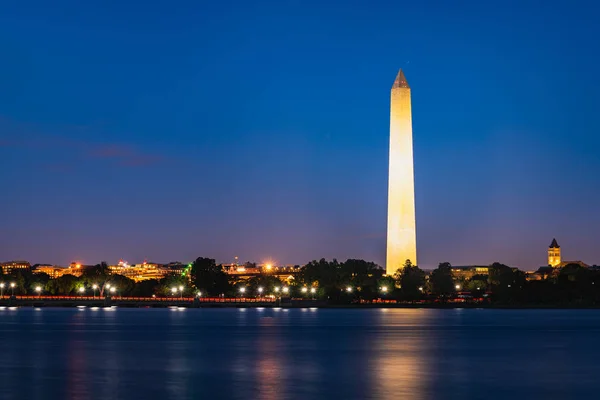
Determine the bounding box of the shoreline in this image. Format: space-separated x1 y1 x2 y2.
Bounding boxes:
1 300 600 310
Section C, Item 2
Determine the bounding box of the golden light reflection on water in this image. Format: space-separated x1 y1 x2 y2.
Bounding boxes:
256 316 285 400
371 309 433 400
67 339 88 400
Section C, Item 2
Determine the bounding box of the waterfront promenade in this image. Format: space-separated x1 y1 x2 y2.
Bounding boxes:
0 295 471 308
0 295 283 308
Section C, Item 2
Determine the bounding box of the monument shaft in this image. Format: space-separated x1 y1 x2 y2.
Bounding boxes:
386 70 417 275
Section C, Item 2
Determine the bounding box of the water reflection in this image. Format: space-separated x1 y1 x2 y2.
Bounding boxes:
2 308 600 400
66 338 88 400
371 309 432 400
166 309 191 400
98 310 119 400
255 313 285 400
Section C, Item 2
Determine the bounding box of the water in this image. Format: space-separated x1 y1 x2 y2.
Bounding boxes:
0 307 598 400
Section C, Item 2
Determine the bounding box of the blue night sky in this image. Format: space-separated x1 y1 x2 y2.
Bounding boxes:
1 0 599 269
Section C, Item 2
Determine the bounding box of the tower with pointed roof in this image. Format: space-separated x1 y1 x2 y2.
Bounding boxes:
548 238 561 267
386 69 417 275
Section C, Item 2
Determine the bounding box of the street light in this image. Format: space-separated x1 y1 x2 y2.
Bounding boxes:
455 284 461 291
257 287 264 296
171 287 178 296
92 284 98 298
10 282 15 296
110 287 116 296
310 287 316 294
282 286 289 294
79 287 85 295
239 287 246 296
0 283 4 297
35 286 42 297
301 287 308 293
418 286 423 292
346 286 353 293
178 285 184 299
197 291 202 298
381 286 388 293
274 287 280 293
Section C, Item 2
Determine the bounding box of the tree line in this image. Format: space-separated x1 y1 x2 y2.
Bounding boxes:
2 258 600 306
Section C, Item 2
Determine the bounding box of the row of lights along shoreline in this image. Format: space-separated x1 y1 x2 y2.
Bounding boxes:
0 282 17 296
0 282 119 298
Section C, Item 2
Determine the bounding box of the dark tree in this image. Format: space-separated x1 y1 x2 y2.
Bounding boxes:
466 279 487 296
29 273 51 294
105 274 136 296
159 274 191 296
80 262 110 287
377 275 397 298
191 257 231 296
47 274 80 295
244 275 284 296
298 258 341 288
341 259 383 299
488 262 526 303
397 261 426 300
429 262 455 298
556 264 594 304
130 279 160 297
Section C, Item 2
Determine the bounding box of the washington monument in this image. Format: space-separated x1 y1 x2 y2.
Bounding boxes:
386 69 417 275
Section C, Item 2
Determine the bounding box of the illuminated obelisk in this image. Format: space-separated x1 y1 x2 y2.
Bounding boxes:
386 69 417 275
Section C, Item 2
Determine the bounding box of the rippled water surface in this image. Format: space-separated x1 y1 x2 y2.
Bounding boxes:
0 307 598 400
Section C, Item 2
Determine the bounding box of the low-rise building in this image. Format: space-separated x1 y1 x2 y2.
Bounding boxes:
526 266 555 281
33 264 84 278
1 260 31 275
450 266 489 280
163 262 190 277
223 263 300 282
107 260 190 282
33 264 63 278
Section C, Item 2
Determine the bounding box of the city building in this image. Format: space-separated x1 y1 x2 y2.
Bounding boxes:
163 262 190 277
223 263 299 282
548 238 561 267
106 260 191 282
32 263 84 278
0 260 31 275
547 239 589 268
528 239 592 280
33 264 63 278
450 266 490 280
108 260 162 282
386 69 417 275
526 266 554 281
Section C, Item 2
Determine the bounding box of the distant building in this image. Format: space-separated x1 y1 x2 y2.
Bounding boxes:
108 260 163 282
528 239 592 280
557 260 590 268
106 260 191 282
223 263 299 282
548 238 561 267
163 262 189 277
33 264 63 278
450 266 489 280
547 239 589 268
527 266 554 281
0 260 31 275
33 263 84 278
